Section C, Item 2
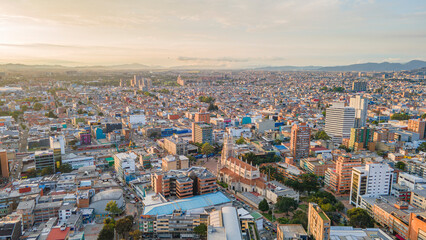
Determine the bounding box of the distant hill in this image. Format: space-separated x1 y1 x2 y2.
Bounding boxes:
318 60 426 72
253 66 321 71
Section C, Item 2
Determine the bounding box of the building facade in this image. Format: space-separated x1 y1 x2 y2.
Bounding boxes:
325 103 355 143
290 123 311 161
308 203 330 240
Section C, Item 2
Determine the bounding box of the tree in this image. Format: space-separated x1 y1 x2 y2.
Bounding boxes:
275 197 298 214
422 113 426 119
314 130 330 140
201 143 214 161
258 198 269 212
300 174 320 193
395 161 406 171
58 164 73 173
26 168 37 178
391 113 411 120
45 111 58 119
208 103 218 111
41 166 53 176
33 102 43 111
347 208 374 228
418 142 426 152
129 230 143 240
236 136 246 145
194 223 207 238
105 200 122 216
97 224 114 240
115 216 133 239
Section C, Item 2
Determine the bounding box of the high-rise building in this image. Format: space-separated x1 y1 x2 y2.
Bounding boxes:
325 155 362 194
408 119 426 139
308 203 330 240
350 163 394 206
0 150 9 178
114 152 137 183
177 75 185 86
348 127 374 151
191 122 213 144
409 212 426 240
325 103 355 143
349 95 368 128
290 123 311 161
352 81 367 92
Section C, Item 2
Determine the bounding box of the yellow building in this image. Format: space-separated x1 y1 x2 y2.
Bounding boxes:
308 203 330 240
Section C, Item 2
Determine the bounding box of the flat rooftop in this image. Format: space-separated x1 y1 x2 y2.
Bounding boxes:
143 191 230 216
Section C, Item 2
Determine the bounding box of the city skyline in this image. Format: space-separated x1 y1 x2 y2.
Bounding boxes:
1 0 426 68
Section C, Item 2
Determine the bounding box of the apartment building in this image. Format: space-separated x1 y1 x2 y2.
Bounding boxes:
350 163 394 206
411 189 426 210
300 158 335 177
348 127 374 151
409 212 426 240
325 155 362 194
139 210 209 238
163 136 187 155
0 150 9 178
349 95 368 128
308 203 330 240
408 119 426 139
290 123 311 161
114 152 136 182
162 155 189 171
194 108 210 124
34 201 62 223
192 122 213 144
16 200 35 230
34 150 55 171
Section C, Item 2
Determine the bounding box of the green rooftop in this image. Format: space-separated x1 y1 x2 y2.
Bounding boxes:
318 211 329 221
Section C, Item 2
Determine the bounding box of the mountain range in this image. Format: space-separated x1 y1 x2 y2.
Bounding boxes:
1 60 426 72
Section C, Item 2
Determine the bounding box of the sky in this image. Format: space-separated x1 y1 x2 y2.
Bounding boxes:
0 0 425 68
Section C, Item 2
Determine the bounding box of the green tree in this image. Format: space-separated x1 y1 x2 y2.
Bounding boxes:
105 200 122 217
275 197 298 214
45 111 58 118
347 208 374 228
58 164 73 173
129 230 143 240
391 113 411 120
258 198 269 212
395 161 406 171
98 112 104 116
33 102 43 111
418 142 426 152
26 168 37 178
314 130 330 140
201 143 214 161
194 223 207 238
422 113 426 119
235 136 246 145
41 166 53 176
115 216 133 239
97 224 114 240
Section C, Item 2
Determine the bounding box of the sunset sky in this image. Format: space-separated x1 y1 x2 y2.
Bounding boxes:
0 0 425 68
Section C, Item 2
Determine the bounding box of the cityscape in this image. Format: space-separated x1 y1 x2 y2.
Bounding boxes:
1 1 426 240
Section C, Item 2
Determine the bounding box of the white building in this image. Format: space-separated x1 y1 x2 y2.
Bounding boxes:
114 152 137 182
349 95 368 128
61 153 95 170
128 114 146 128
325 103 355 143
227 127 252 138
49 135 65 155
398 172 426 189
350 163 394 207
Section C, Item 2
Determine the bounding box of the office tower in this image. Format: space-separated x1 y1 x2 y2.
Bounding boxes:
325 155 362 194
308 203 331 240
0 150 9 178
324 103 355 143
194 108 210 124
352 81 367 92
349 95 368 128
408 119 426 139
348 127 374 151
290 123 311 161
34 150 55 171
191 122 213 144
350 163 394 206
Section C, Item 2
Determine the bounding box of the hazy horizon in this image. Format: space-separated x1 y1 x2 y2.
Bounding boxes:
1 0 425 68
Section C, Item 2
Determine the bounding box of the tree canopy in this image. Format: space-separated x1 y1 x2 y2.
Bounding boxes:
105 200 122 216
235 136 246 145
275 197 298 213
115 216 133 239
418 142 426 152
391 113 411 120
314 130 331 140
194 223 207 238
347 208 374 228
259 198 269 212
395 161 406 171
201 143 214 158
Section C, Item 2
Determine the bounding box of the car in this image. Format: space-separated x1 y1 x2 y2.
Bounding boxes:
130 200 136 204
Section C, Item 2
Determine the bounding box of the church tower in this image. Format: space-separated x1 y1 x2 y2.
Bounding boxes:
221 134 235 167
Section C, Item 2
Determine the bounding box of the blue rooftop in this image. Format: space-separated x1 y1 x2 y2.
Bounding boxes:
274 145 288 150
142 191 230 216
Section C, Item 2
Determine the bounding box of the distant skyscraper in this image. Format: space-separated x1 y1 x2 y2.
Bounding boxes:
324 103 355 143
349 95 368 128
290 123 311 161
352 81 367 92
